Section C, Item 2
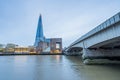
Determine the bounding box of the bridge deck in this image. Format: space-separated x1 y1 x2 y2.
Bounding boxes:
70 12 120 47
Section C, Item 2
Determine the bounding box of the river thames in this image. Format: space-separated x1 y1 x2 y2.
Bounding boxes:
0 55 120 80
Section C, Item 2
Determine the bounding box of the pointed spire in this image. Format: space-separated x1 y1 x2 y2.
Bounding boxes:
39 14 42 17
34 14 44 46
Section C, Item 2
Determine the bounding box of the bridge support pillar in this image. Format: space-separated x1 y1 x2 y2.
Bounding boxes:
82 48 120 60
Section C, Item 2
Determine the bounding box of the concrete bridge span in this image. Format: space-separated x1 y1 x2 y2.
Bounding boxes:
65 12 120 62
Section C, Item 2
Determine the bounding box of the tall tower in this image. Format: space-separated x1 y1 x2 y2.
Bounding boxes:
34 15 44 46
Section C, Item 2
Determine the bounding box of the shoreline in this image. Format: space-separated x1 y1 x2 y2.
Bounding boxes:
0 52 64 56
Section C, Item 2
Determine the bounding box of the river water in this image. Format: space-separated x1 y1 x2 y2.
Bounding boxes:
0 55 120 80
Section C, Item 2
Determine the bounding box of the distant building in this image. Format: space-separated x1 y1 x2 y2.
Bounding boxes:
14 46 36 54
5 43 17 53
50 38 62 53
14 47 29 53
0 44 5 52
1 43 36 54
34 15 62 54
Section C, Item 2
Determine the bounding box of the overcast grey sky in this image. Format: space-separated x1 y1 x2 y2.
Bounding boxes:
0 0 120 47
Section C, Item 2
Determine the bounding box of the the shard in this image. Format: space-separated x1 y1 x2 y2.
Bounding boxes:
34 15 44 46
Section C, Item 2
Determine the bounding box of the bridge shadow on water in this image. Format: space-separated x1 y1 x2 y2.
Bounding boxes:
65 56 120 80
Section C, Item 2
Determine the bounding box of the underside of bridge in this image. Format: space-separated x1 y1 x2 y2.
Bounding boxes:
89 36 120 49
65 47 82 55
66 37 120 59
67 47 82 52
82 37 120 62
65 12 120 64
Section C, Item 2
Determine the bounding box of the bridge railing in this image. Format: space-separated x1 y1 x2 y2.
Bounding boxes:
69 12 120 48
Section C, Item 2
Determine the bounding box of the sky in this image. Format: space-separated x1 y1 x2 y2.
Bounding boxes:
0 0 120 47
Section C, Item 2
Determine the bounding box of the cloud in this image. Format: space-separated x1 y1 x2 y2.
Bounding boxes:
0 0 120 47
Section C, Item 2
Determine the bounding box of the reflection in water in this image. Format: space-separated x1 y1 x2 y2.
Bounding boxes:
53 55 61 62
0 55 119 80
65 56 120 80
14 56 28 66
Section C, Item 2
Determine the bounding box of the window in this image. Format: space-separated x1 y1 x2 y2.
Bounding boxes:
56 42 60 49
